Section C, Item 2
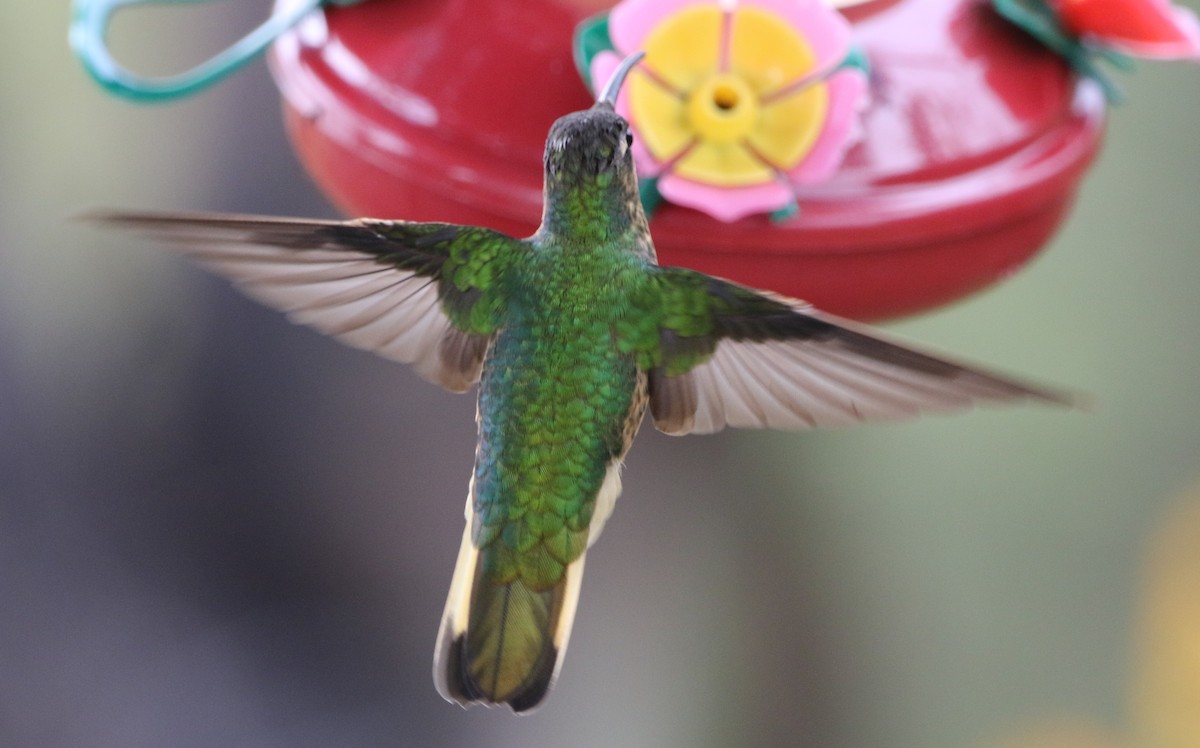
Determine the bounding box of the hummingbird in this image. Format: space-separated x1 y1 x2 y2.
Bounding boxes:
83 51 1074 713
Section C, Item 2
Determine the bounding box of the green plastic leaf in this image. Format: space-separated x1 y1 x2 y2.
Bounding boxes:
573 12 615 95
638 176 663 219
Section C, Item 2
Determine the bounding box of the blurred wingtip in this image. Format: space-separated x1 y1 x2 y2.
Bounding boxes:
71 207 349 230
71 206 122 224
1004 381 1094 414
1060 389 1098 414
71 207 211 232
1014 377 1094 412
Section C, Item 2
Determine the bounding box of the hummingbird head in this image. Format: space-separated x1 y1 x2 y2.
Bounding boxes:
541 52 648 238
543 107 634 183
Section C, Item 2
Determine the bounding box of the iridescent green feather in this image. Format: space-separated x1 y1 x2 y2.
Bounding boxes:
615 267 805 376
372 223 521 335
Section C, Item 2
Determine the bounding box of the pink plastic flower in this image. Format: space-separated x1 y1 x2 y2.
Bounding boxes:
589 0 867 222
1054 0 1200 59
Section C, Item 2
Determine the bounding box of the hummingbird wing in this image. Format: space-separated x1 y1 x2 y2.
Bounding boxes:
83 210 527 392
639 269 1077 435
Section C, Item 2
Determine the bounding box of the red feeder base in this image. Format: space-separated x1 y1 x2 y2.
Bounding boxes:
270 0 1104 320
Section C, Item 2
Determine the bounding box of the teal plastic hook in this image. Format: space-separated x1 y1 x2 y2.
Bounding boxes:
69 0 364 102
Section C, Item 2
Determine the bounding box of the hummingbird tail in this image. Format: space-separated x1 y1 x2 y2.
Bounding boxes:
433 525 585 713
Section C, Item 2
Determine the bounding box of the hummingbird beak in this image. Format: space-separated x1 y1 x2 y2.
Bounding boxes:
595 51 646 109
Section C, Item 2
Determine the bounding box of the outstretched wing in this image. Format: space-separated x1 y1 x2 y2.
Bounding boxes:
84 210 528 392
632 268 1077 435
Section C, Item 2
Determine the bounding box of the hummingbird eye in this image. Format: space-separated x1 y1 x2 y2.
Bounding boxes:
625 131 634 147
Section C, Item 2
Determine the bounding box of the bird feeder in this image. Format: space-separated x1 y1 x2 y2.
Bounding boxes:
268 0 1104 320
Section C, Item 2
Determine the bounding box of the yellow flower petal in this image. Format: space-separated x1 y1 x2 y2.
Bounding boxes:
629 72 692 163
641 6 723 92
730 7 817 96
674 141 773 187
746 84 828 170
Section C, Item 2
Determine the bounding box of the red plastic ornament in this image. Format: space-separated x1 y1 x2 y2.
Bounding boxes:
1055 0 1200 54
270 0 1104 320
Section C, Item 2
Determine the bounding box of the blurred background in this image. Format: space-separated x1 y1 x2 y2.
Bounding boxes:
3 2 1200 747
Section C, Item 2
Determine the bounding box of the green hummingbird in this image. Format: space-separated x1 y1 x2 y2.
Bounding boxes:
84 52 1073 713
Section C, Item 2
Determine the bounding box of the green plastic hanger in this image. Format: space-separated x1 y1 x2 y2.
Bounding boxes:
70 0 364 102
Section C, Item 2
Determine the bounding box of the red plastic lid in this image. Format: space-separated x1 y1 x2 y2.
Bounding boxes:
270 0 1104 319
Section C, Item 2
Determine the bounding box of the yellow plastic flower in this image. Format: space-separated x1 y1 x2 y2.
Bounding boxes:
590 0 866 221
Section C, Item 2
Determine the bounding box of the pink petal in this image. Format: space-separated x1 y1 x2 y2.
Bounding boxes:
631 137 666 177
744 0 855 73
658 173 794 222
787 67 868 184
1058 0 1200 59
609 0 712 55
